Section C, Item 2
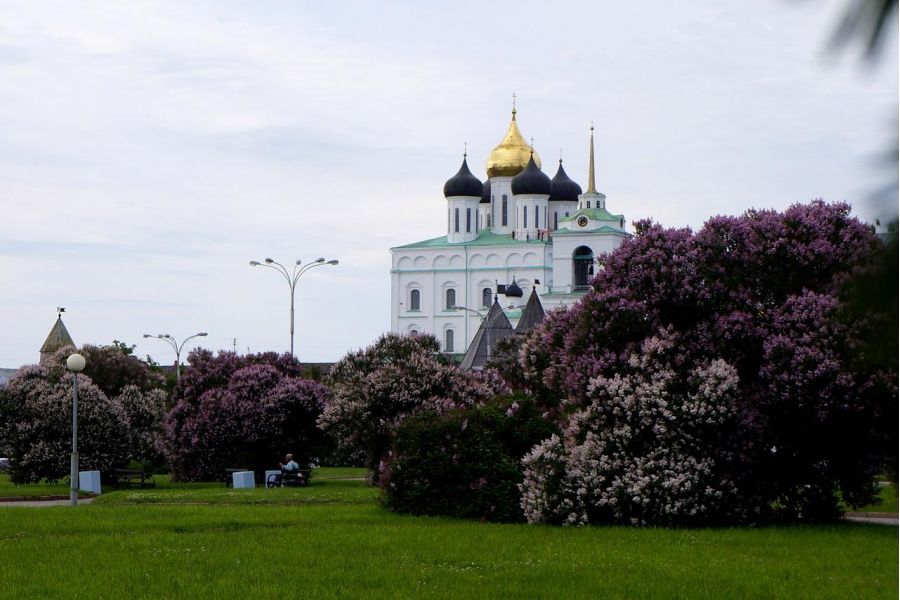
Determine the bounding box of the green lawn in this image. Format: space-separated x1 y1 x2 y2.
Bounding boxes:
854 483 899 513
0 473 896 599
0 474 70 498
0 467 367 498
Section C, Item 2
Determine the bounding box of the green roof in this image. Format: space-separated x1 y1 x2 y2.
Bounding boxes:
392 229 549 250
559 207 624 223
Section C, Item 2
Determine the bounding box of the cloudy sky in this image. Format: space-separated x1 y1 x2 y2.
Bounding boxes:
0 0 896 367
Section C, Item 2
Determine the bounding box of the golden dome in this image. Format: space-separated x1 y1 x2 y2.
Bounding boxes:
485 110 541 178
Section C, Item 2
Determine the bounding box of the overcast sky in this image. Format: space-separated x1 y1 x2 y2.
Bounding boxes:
0 0 896 367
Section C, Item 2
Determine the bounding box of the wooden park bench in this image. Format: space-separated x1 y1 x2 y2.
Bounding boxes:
113 468 156 489
265 468 311 488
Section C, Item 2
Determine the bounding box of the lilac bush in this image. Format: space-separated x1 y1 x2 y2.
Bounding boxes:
319 333 509 475
521 330 745 525
0 365 131 483
46 342 165 397
117 385 168 465
520 201 896 523
163 351 329 481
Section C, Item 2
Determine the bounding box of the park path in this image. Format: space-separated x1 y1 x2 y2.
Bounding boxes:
842 513 898 526
0 498 94 508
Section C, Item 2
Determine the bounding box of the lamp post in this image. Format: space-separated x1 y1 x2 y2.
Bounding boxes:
249 257 339 358
142 332 208 380
66 353 86 508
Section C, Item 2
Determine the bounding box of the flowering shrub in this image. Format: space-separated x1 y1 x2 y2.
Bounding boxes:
45 342 165 398
382 396 556 522
520 331 745 525
319 333 509 475
163 351 329 481
0 365 131 483
520 201 896 523
118 385 168 466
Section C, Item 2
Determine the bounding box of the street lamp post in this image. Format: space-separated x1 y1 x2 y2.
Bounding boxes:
66 353 86 508
142 332 208 380
249 257 339 358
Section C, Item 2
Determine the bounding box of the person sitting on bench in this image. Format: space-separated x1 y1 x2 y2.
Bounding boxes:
280 454 300 472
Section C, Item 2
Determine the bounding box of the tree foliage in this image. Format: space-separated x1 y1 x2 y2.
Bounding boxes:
45 343 165 398
319 333 509 474
382 396 557 522
0 365 165 483
520 201 896 523
163 350 329 481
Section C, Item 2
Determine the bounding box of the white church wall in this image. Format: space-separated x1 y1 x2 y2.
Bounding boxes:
489 177 514 235
550 233 628 293
391 243 554 351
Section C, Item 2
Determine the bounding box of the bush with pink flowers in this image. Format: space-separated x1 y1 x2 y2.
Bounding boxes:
0 365 133 483
519 201 896 523
163 350 329 481
319 333 509 475
520 330 745 525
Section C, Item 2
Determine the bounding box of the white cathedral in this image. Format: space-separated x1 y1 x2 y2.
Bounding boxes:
390 108 631 354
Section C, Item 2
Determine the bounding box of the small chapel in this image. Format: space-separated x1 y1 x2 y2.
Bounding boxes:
389 107 632 355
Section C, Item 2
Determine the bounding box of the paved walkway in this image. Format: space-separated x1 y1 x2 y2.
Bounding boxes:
0 498 94 508
843 512 898 526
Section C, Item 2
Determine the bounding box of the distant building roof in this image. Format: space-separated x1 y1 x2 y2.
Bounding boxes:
460 299 514 371
40 316 75 354
515 289 546 334
0 368 17 386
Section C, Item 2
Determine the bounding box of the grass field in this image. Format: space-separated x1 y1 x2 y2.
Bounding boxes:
854 483 899 513
0 470 897 599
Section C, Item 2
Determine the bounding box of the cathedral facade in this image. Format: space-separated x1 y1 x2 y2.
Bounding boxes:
390 109 631 353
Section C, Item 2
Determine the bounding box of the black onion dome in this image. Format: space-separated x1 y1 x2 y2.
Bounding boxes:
504 279 523 298
549 160 583 202
511 155 552 196
480 179 491 204
443 157 483 198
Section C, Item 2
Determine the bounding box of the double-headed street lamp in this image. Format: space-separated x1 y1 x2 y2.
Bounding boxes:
249 257 339 358
142 332 208 380
66 352 86 507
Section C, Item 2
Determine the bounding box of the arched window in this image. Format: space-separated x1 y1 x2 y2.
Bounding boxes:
502 195 508 226
454 208 460 233
409 329 418 336
482 287 492 308
409 289 421 311
523 205 528 228
446 288 456 309
535 205 539 228
554 212 558 230
586 200 591 208
573 246 594 291
445 329 455 353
